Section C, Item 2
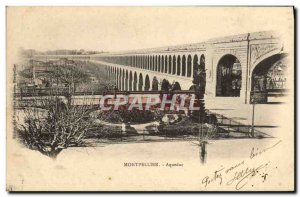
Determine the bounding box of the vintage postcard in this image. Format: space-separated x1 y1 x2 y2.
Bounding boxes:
6 7 295 191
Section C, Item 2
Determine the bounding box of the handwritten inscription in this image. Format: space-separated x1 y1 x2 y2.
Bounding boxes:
201 140 282 190
250 140 282 159
226 162 269 190
202 167 224 187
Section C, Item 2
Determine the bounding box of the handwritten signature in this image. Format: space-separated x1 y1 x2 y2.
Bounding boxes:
226 162 269 190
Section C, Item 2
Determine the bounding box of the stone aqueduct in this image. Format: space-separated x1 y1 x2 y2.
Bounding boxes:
35 31 289 104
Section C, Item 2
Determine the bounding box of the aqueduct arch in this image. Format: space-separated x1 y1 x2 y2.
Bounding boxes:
125 70 129 90
145 75 150 91
216 54 242 97
177 56 181 76
152 76 159 91
182 55 186 77
129 71 133 91
133 72 138 91
187 55 192 77
250 53 288 103
138 73 143 91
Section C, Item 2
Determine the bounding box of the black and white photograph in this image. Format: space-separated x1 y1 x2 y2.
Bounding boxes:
6 6 295 191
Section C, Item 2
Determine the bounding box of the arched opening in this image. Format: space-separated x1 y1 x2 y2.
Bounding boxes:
117 68 121 89
182 55 186 76
145 75 150 91
134 56 138 67
139 56 142 68
172 55 176 75
161 79 171 91
158 55 161 72
152 56 155 70
216 54 241 97
161 56 164 73
142 56 145 69
138 56 141 68
187 55 192 77
251 53 288 103
133 72 138 91
129 71 133 90
131 56 134 67
165 55 168 73
138 73 143 91
141 56 144 69
115 68 118 87
134 56 137 67
125 70 129 90
152 76 159 91
168 56 172 74
177 56 181 76
155 56 158 71
113 67 117 85
129 56 132 66
116 68 119 89
171 81 182 91
145 56 147 69
192 55 199 84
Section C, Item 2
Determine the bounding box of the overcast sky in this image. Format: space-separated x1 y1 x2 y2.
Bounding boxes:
7 7 293 52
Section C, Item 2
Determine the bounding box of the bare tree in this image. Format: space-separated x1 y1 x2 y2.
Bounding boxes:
17 96 96 159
